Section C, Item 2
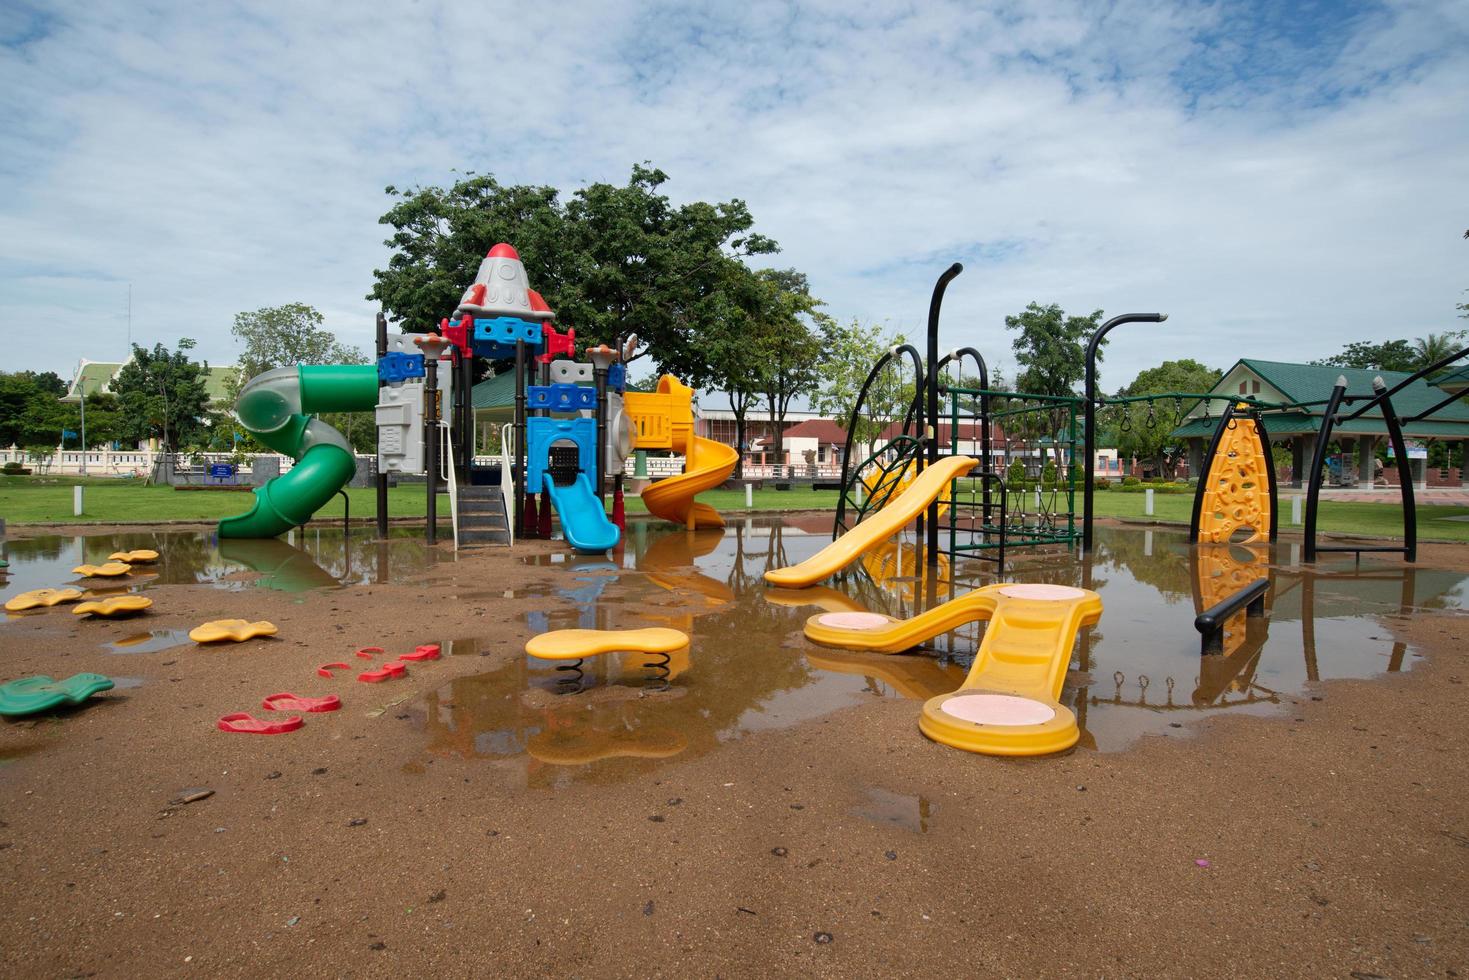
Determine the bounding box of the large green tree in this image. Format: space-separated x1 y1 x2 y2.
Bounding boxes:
227 303 371 453
1004 302 1104 468
369 164 779 390
1113 358 1222 478
811 320 914 458
752 269 829 470
0 371 68 448
1313 339 1416 372
231 303 364 379
112 340 211 452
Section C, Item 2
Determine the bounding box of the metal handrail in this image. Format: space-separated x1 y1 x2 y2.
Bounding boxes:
1194 578 1268 655
499 423 516 547
439 419 458 552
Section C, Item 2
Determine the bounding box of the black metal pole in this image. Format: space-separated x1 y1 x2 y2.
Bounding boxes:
1082 312 1168 552
1303 377 1347 562
1376 377 1417 563
424 355 439 546
924 263 963 569
593 362 608 506
459 343 474 475
514 340 527 534
374 313 389 539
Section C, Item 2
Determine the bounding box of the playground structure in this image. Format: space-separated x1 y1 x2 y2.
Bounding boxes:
217 243 737 553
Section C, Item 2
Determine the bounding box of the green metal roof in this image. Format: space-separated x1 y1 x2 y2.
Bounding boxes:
62 361 123 401
1169 358 1469 440
1435 364 1469 393
471 369 517 412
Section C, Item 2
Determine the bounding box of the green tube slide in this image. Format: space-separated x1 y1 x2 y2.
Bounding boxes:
218 364 380 539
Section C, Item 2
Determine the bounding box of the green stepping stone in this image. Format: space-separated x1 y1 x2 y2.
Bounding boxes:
0 673 115 717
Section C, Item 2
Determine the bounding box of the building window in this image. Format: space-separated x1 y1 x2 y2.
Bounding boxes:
1238 382 1247 394
1252 380 1260 394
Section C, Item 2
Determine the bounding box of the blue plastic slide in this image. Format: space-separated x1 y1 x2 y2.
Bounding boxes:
542 473 621 553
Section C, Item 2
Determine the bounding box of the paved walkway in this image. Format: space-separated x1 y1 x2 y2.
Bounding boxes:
1299 488 1469 505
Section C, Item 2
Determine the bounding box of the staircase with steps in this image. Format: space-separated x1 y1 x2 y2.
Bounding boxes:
456 485 511 547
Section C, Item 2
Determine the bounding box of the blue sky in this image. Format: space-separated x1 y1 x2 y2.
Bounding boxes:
1 0 1466 393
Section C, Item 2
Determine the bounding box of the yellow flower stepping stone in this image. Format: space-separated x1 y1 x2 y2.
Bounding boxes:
108 549 159 563
189 619 279 643
525 627 689 662
72 562 133 578
73 595 153 618
4 588 86 611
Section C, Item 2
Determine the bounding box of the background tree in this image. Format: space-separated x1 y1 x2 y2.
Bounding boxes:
701 266 768 478
1313 339 1417 372
370 164 780 389
751 269 829 473
0 371 68 447
1412 331 1467 372
112 340 210 452
1005 302 1104 469
1113 358 1222 478
231 303 364 379
811 320 914 460
228 303 372 452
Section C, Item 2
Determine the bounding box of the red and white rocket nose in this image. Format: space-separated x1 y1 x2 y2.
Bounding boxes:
454 242 553 321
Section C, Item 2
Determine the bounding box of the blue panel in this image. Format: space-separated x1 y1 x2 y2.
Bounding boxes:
378 352 425 382
526 416 597 488
607 363 626 392
473 317 543 346
528 384 597 412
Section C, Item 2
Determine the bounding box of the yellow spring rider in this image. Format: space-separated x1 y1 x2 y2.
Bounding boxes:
804 583 1102 756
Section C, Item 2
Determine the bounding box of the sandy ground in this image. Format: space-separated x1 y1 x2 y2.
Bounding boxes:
0 525 1465 978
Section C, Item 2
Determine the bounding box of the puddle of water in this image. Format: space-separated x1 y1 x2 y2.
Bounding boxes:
852 787 939 834
104 630 193 655
0 527 443 608
411 518 1468 784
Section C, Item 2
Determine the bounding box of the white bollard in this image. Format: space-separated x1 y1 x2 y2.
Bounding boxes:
1144 529 1154 556
745 483 753 508
1144 487 1154 516
1291 495 1303 525
73 485 83 517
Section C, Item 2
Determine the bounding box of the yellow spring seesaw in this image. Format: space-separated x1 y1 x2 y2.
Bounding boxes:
804 583 1102 757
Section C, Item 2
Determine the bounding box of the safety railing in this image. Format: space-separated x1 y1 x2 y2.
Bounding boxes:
1194 578 1268 655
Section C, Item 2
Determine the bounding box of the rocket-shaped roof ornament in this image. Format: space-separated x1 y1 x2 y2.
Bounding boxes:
454 243 555 321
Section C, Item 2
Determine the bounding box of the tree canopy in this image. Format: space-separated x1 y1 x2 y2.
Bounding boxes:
232 303 364 379
370 164 780 391
112 340 211 452
1112 358 1223 478
811 320 914 453
0 371 68 449
1005 302 1104 397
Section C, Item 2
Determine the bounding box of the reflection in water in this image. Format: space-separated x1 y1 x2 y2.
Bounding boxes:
0 527 441 604
416 519 1466 782
852 787 939 834
105 629 193 654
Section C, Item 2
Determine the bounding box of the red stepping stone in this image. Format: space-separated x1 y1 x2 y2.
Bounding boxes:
355 646 385 659
261 692 341 713
317 662 350 678
357 662 407 683
217 713 304 735
399 644 441 662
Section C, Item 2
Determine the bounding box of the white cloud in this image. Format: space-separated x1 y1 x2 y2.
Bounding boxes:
1 0 1465 396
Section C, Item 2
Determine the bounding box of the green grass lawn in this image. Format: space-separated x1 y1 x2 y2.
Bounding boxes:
2 476 1464 543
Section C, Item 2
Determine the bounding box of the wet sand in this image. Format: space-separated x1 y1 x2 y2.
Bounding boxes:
0 522 1466 977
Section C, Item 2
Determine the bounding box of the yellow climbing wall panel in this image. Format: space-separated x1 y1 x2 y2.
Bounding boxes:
1197 411 1272 544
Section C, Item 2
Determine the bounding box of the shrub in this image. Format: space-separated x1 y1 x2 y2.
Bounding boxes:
3 461 29 475
1122 476 1141 487
1041 461 1058 489
1093 478 1111 490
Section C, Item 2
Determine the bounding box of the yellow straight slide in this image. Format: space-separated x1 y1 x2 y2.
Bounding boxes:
763 456 977 588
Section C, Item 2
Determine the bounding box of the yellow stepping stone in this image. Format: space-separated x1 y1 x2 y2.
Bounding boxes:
189 619 279 643
73 595 153 618
72 562 133 578
4 588 86 612
108 549 159 563
525 627 689 662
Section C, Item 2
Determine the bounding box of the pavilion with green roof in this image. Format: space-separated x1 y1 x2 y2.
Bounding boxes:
1170 358 1469 489
61 357 242 408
